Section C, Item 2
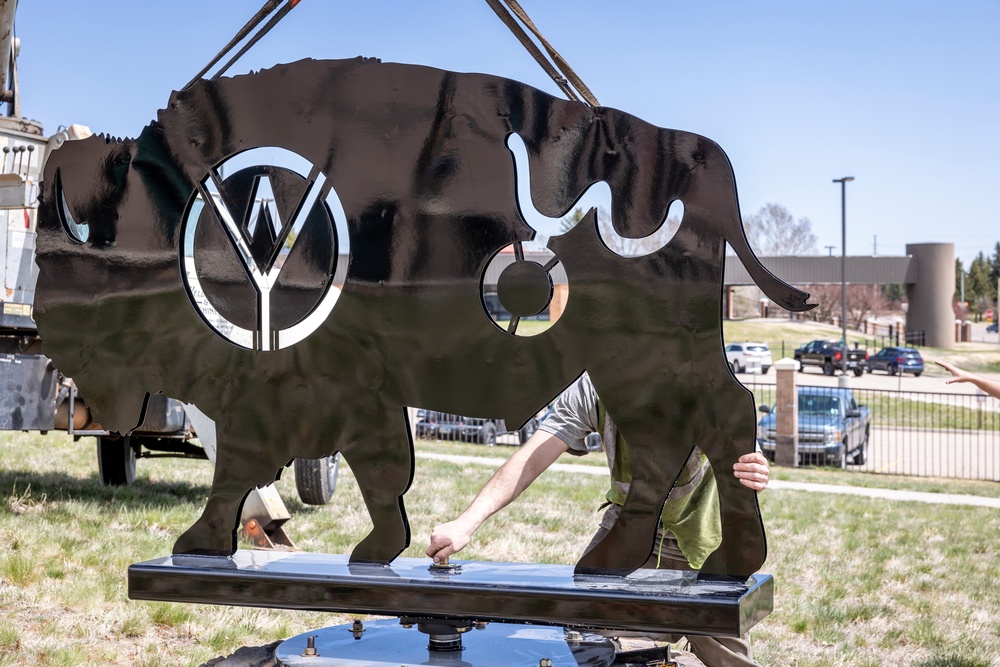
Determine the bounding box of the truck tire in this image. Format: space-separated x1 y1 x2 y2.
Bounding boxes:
478 422 498 446
853 367 864 377
852 427 870 466
837 441 847 470
823 361 835 376
97 435 136 487
294 454 340 506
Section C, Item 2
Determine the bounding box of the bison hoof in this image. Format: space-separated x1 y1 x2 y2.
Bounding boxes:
575 540 647 576
173 526 235 557
349 533 405 565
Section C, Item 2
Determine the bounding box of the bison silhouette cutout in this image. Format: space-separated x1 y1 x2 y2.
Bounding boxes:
35 57 813 577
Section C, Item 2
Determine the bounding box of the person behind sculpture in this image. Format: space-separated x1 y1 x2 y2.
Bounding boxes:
426 373 770 667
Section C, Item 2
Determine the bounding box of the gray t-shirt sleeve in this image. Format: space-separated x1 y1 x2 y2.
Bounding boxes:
538 373 599 455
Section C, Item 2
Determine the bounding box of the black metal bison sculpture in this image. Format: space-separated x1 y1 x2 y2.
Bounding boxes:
35 57 812 577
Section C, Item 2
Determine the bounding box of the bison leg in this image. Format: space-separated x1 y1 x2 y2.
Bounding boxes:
697 430 766 578
575 435 691 576
173 437 281 556
345 410 415 564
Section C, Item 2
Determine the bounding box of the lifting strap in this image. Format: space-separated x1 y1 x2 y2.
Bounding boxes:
183 0 302 91
184 0 598 108
484 0 600 107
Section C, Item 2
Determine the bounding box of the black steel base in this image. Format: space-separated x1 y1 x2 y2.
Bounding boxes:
128 552 772 638
275 620 617 667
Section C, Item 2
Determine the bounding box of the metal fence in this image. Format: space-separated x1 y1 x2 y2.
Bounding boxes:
744 381 1000 481
415 409 540 446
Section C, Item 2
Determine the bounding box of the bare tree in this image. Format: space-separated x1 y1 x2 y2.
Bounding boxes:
743 203 817 256
801 283 890 331
847 285 889 330
801 284 840 324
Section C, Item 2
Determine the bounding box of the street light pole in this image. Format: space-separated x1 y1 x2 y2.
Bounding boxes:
833 177 854 375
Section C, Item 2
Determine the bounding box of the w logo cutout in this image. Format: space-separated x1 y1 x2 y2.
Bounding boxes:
180 148 348 350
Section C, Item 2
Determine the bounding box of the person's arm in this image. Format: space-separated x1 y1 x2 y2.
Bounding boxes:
426 430 570 562
933 360 1000 399
733 451 769 492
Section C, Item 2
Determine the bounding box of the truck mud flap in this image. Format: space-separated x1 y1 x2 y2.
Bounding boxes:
0 353 56 430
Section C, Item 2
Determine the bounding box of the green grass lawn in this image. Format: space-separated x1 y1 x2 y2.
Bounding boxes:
1 430 998 666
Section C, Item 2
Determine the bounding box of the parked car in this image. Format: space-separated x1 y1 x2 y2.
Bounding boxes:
415 409 539 446
794 339 868 376
867 347 925 376
988 322 998 333
725 342 772 374
756 386 871 467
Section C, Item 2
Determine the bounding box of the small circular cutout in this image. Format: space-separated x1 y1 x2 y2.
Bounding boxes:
496 260 552 318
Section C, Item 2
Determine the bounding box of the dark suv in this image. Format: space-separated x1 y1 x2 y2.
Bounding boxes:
867 347 924 376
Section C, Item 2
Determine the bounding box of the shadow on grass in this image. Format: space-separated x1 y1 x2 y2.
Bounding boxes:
0 468 211 507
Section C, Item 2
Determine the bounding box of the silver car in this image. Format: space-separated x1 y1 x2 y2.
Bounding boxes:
725 342 773 374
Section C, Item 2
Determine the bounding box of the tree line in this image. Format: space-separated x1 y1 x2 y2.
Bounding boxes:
955 245 1000 316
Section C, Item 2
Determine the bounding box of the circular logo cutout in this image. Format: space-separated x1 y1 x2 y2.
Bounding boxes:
180 147 348 350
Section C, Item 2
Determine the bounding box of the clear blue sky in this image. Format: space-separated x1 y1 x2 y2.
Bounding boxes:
14 1 999 266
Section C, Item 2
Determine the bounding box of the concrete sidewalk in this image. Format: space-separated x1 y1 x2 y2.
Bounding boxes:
416 451 1000 508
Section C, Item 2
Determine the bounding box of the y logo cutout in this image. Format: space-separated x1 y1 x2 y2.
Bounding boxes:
181 147 348 350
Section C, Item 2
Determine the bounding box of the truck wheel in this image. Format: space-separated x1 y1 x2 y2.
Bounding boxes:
853 367 864 377
294 454 340 506
97 435 136 487
478 422 498 446
852 427 870 465
823 361 835 376
837 441 847 470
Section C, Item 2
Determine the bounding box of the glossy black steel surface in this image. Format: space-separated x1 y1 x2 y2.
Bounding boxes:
128 553 773 638
35 57 813 577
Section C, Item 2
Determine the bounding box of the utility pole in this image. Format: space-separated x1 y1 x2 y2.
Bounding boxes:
833 176 855 376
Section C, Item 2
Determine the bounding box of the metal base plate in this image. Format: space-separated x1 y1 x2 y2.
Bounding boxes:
128 552 773 637
275 620 617 667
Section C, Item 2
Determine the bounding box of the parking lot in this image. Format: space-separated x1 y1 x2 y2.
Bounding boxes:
737 362 995 397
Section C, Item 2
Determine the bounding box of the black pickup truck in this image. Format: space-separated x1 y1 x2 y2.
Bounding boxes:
794 339 868 376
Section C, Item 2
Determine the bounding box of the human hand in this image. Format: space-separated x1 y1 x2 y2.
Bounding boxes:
733 451 769 492
932 360 973 384
426 518 475 562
